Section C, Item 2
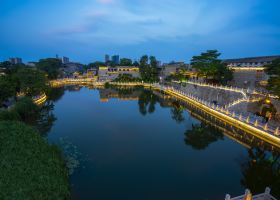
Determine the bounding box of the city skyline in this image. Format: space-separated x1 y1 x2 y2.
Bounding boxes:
0 0 279 63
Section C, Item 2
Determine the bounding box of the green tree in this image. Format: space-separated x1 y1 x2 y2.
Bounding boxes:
13 97 39 124
0 76 16 105
191 50 233 84
87 61 105 69
184 123 224 150
0 121 69 200
120 58 133 66
15 68 47 96
0 110 20 121
265 58 280 98
36 58 63 79
140 55 149 67
139 55 159 82
133 61 139 66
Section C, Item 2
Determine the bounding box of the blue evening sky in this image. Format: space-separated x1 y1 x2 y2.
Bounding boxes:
0 0 279 63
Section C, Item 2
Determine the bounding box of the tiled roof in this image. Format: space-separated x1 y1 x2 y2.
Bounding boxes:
223 55 280 63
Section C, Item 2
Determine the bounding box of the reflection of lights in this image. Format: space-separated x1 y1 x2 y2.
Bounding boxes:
265 98 271 104
50 79 280 147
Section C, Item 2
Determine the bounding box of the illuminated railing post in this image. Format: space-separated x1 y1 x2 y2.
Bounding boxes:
246 116 250 123
264 124 268 131
254 120 258 127
275 127 279 136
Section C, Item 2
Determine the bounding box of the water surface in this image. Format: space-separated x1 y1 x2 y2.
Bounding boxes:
46 86 280 200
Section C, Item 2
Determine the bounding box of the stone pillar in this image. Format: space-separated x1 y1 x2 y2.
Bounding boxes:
225 194 231 200
265 187 271 196
244 189 252 200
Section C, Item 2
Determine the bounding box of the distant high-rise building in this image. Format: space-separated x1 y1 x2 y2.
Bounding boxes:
105 54 110 63
9 57 22 65
62 56 70 64
112 55 120 65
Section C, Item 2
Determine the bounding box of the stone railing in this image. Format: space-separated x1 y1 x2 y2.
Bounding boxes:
225 187 277 200
156 84 280 145
176 80 248 98
225 97 262 109
32 93 47 105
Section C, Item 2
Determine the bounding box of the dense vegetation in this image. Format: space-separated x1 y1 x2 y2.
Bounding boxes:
139 55 159 83
265 58 280 98
0 121 69 200
191 50 233 84
114 74 141 82
0 61 70 200
36 58 63 80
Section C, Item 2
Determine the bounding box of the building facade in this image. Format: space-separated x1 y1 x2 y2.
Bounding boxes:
224 55 280 69
9 57 22 65
62 56 70 64
224 56 280 89
112 55 120 65
98 66 140 81
105 54 110 63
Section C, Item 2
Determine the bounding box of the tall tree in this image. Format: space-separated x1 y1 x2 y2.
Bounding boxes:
139 55 159 82
15 68 47 96
191 50 232 84
0 76 16 105
36 58 63 79
120 58 133 66
140 55 149 67
265 58 280 98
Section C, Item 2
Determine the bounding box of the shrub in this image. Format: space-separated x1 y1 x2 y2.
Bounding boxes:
0 121 69 200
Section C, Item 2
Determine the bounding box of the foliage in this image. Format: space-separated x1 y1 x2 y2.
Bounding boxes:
120 58 133 66
14 68 48 96
114 74 141 82
240 148 280 198
139 55 159 83
35 102 57 136
0 110 20 121
87 61 105 69
165 72 189 82
133 61 139 66
12 97 39 124
184 123 224 150
171 106 185 123
36 58 63 79
191 50 233 84
0 121 69 200
138 90 158 115
0 76 16 104
265 58 280 98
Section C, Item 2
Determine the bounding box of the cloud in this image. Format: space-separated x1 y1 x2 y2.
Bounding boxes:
49 0 262 46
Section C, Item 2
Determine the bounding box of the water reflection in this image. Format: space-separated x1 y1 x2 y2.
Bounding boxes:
240 147 280 198
184 123 224 150
138 89 158 115
47 85 280 199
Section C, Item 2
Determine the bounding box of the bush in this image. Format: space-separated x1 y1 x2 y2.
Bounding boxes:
0 110 20 121
0 121 69 200
12 97 39 124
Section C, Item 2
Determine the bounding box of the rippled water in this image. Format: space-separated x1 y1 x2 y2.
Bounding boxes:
47 86 280 200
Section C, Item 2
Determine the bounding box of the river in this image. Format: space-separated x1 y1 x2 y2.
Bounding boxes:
45 85 280 200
